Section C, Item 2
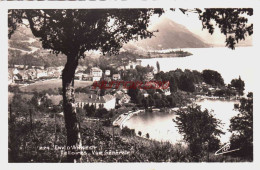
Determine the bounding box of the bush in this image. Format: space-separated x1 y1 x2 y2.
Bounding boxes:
95 108 108 118
121 126 135 136
146 133 150 139
8 85 21 93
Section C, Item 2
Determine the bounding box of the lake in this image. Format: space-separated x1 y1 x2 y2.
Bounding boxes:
140 47 255 93
124 47 252 145
124 100 239 145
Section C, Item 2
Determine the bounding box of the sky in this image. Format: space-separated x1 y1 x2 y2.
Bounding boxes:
149 8 252 46
22 9 252 47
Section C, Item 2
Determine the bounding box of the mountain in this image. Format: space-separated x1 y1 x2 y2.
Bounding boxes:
8 19 209 67
8 26 68 67
123 17 209 52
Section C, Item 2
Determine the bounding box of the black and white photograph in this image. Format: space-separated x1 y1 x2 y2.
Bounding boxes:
1 0 260 168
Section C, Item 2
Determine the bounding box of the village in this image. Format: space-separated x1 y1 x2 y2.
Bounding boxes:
8 59 152 116
6 8 254 163
8 56 243 131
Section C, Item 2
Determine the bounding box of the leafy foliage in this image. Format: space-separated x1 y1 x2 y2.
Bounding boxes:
8 92 248 162
230 76 245 96
75 87 91 94
9 93 66 162
8 8 254 162
195 8 253 49
173 105 223 161
156 61 160 72
178 74 195 92
155 69 204 93
121 126 135 136
146 133 150 139
202 69 224 86
8 85 21 93
229 92 253 159
9 9 164 57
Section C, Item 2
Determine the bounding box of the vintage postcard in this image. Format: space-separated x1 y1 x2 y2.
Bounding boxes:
1 0 260 170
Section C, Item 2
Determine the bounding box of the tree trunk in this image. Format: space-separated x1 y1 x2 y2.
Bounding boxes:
62 55 82 162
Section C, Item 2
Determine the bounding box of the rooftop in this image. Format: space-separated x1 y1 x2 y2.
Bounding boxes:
75 93 115 103
91 67 102 72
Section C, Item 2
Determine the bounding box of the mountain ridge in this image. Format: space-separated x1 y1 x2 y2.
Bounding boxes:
123 17 210 52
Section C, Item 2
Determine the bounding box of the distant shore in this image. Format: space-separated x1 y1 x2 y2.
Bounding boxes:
138 49 192 59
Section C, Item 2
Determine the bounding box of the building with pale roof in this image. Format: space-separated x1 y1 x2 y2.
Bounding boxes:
75 93 115 110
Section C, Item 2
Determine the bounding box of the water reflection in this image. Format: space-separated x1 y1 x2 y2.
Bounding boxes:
124 100 239 144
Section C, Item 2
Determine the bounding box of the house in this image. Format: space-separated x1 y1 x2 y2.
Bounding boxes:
112 74 121 81
208 87 216 94
12 68 19 75
105 70 111 76
76 66 87 73
163 88 171 96
125 60 142 69
155 81 171 96
157 87 171 96
52 70 61 78
160 81 171 95
16 70 29 81
14 64 25 69
35 66 45 70
10 68 20 83
10 68 38 82
47 67 62 78
25 68 37 80
90 67 102 82
75 72 84 80
47 67 56 76
102 95 116 110
36 69 48 78
56 66 64 72
11 68 26 83
114 91 131 105
90 67 102 77
82 74 93 81
13 74 23 82
75 93 116 111
143 93 149 98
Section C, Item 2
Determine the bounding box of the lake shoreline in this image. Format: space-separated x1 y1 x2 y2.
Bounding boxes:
117 98 240 145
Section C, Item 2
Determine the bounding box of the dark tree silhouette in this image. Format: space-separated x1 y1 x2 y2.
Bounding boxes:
229 92 253 160
156 61 160 73
180 8 253 49
173 105 223 161
8 8 253 162
9 9 165 162
202 69 225 86
231 76 245 96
